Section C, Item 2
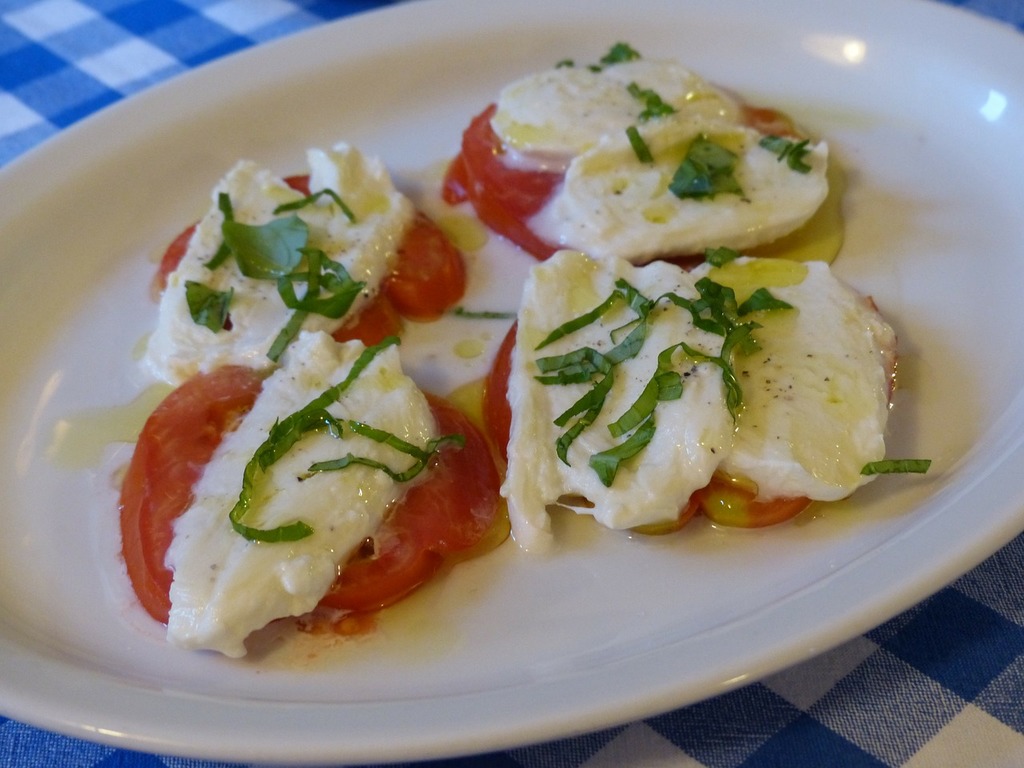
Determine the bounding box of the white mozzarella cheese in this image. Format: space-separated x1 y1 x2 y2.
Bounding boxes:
501 250 734 552
165 331 436 657
145 143 414 385
502 251 897 550
529 119 829 263
695 257 897 501
492 58 740 171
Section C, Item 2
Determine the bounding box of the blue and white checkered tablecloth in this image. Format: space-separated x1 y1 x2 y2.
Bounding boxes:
2 1 1024 766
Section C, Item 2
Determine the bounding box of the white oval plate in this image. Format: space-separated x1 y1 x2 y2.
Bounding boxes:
2 0 1024 763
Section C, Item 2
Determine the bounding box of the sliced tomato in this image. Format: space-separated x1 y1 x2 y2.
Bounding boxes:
118 366 265 624
120 375 503 623
482 323 516 462
693 474 811 528
154 223 196 292
320 392 504 612
443 104 562 260
383 212 467 321
741 104 804 139
331 291 404 346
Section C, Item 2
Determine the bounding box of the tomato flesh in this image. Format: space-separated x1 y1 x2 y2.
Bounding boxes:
481 323 516 462
320 393 504 612
118 365 265 623
443 104 562 260
383 212 466 322
694 475 811 528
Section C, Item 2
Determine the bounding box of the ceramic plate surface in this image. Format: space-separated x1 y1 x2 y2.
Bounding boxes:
2 0 1024 763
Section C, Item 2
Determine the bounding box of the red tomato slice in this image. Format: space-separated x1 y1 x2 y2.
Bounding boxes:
331 291 404 346
482 323 516 462
320 392 504 612
118 365 265 623
442 104 562 260
693 475 811 528
383 212 467 322
119 373 503 624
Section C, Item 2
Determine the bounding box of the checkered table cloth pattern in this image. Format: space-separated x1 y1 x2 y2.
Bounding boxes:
2 1 1024 766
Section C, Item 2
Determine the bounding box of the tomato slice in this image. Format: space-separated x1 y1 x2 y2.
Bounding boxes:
482 323 516 462
331 290 404 346
118 365 265 623
119 373 503 624
320 392 504 612
383 212 467 322
443 104 562 260
693 474 811 528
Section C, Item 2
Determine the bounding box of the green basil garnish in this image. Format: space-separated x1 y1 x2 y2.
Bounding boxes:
184 281 232 332
669 136 743 200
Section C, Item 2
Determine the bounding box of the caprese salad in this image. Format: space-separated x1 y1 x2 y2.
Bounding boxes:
118 44 928 657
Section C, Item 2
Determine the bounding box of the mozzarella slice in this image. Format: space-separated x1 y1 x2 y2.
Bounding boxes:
502 251 896 550
492 58 740 171
145 143 414 385
501 250 733 552
695 257 897 501
529 119 829 263
165 331 436 657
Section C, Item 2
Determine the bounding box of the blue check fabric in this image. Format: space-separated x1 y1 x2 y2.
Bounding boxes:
3 1 1024 766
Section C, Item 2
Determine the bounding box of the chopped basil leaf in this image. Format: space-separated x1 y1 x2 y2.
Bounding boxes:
274 188 356 223
221 214 307 279
266 309 307 364
452 307 517 320
600 42 642 66
861 459 932 476
204 193 235 270
759 135 813 174
669 136 743 200
737 287 794 316
184 281 232 332
705 246 742 267
590 415 657 486
626 125 654 163
627 82 677 122
555 58 574 68
307 424 463 483
276 248 364 319
229 337 400 542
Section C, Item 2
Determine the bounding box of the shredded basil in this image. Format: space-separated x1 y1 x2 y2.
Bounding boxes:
626 125 654 163
274 188 356 223
599 42 642 66
738 287 794 316
184 281 232 332
705 246 742 267
759 135 813 174
452 307 517 320
627 82 677 122
861 459 932 476
229 336 459 543
532 269 796 484
669 136 743 200
221 215 307 280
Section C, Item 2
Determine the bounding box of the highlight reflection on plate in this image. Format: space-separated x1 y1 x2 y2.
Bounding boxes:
1 0 1024 763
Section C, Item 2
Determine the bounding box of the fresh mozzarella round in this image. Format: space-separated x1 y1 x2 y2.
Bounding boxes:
144 143 414 385
165 331 436 657
486 51 830 263
530 119 829 263
491 58 740 171
695 257 897 501
501 249 733 552
502 251 896 550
